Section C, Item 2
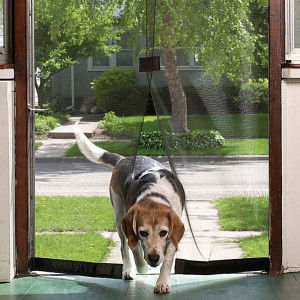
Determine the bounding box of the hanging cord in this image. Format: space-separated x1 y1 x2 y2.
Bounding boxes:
132 1 204 260
131 0 157 178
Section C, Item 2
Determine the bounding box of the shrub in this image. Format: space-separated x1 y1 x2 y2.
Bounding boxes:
35 114 60 133
35 112 69 134
237 78 269 112
92 68 148 115
100 111 126 137
139 130 225 151
41 98 65 114
139 131 165 150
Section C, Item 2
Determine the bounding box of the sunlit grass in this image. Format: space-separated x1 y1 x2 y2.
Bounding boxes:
214 196 269 231
65 139 268 157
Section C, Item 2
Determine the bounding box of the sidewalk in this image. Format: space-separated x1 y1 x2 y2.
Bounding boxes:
48 115 100 139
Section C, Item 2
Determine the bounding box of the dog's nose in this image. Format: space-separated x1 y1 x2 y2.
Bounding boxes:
148 254 160 265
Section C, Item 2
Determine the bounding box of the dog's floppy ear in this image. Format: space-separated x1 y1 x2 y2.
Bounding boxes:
168 210 185 249
122 207 138 250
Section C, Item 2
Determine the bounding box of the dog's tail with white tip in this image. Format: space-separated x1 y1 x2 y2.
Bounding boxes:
73 121 124 166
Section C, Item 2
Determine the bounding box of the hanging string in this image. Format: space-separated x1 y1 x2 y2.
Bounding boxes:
131 0 157 179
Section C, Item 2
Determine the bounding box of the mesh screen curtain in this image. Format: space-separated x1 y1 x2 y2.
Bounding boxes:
34 0 269 266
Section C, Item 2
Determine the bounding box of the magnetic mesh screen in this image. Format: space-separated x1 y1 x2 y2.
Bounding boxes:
34 0 269 265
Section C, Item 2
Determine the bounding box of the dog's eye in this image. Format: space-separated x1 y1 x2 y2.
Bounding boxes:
139 230 148 238
160 230 168 237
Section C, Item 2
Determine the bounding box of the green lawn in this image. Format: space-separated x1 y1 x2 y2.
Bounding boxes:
214 196 269 231
239 232 269 258
35 232 115 263
65 138 268 157
35 196 115 263
36 196 115 232
102 114 268 139
214 196 269 258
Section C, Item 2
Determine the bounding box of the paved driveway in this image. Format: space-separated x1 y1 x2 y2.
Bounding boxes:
35 156 268 199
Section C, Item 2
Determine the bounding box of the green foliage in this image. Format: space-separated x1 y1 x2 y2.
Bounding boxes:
92 68 148 115
139 130 225 151
139 131 165 150
35 0 122 96
35 112 69 134
122 0 255 81
249 0 269 79
42 98 65 114
35 114 60 133
214 196 269 231
35 142 43 151
238 79 269 112
100 111 126 136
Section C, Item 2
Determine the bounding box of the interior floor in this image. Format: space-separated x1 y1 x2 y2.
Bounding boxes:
0 272 300 299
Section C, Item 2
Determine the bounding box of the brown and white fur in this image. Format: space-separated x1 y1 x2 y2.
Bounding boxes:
74 122 185 294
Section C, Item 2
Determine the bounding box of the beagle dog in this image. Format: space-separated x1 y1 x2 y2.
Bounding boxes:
74 123 185 294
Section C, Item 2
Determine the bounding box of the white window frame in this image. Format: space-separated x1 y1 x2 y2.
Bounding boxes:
286 0 300 61
88 47 201 72
157 48 201 70
87 41 134 71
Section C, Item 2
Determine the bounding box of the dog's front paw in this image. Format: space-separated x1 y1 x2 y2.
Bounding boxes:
154 281 171 294
122 269 136 280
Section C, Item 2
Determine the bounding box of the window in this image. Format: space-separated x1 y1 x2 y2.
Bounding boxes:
0 0 12 64
88 33 133 71
286 0 300 61
150 48 200 69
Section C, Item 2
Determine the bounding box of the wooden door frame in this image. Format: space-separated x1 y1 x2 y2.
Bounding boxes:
14 0 285 275
15 0 30 275
269 0 284 275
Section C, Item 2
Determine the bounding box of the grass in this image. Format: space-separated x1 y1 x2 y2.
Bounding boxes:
36 196 115 232
35 233 115 263
64 138 268 157
239 232 269 258
214 196 269 258
35 196 115 263
35 142 43 151
214 196 269 231
101 114 268 139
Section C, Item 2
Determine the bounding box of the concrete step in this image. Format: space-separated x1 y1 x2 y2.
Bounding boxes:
48 116 100 139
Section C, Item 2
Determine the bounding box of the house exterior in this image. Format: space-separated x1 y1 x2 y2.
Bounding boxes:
51 43 203 107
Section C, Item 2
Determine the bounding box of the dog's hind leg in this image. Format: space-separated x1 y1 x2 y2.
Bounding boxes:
132 244 149 274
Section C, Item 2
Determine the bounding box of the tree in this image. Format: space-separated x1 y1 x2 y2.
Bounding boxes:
35 0 122 103
122 0 256 132
249 0 269 80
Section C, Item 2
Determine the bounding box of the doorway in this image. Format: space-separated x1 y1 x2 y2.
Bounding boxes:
14 0 284 276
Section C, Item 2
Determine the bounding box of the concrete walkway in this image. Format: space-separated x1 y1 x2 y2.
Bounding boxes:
48 116 100 139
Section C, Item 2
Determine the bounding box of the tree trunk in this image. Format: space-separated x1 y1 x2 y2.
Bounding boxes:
161 12 187 133
162 47 187 133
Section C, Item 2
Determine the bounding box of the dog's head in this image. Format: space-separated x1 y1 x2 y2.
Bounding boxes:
121 200 184 267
